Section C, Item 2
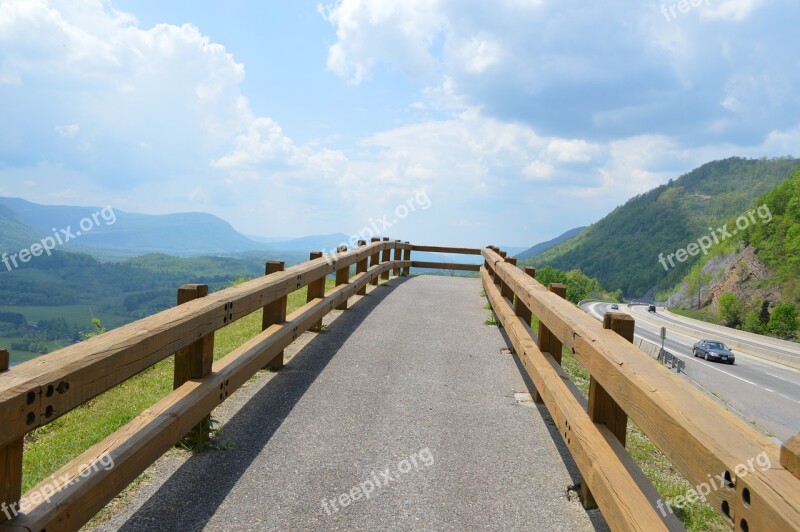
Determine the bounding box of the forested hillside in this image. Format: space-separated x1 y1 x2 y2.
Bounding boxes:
741 167 800 298
525 157 800 296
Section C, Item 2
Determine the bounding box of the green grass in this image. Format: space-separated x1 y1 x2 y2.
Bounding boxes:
670 306 723 325
21 279 336 493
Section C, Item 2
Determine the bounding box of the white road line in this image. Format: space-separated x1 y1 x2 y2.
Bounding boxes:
592 304 800 404
765 371 800 386
634 334 800 405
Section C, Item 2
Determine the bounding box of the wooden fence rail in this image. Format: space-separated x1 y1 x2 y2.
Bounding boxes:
1 242 798 531
0 239 409 531
480 246 800 531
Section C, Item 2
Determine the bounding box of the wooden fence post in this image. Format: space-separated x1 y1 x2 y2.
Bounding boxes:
514 267 536 328
496 250 507 285
370 237 381 286
174 284 214 386
781 434 800 480
0 350 22 524
501 257 516 300
307 251 325 331
335 246 349 310
402 241 411 275
582 312 634 509
262 261 287 369
356 240 368 295
174 284 214 446
393 240 402 277
381 237 391 281
534 283 566 403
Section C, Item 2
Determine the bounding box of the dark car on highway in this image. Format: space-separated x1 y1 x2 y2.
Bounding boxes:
693 339 735 364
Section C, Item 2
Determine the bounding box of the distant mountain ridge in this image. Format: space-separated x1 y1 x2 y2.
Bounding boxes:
523 157 800 296
0 197 270 257
515 227 586 260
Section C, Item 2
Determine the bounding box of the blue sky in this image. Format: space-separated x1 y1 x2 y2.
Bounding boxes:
1 0 798 247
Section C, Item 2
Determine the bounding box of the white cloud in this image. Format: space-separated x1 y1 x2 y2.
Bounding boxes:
55 124 80 138
320 0 792 146
702 0 764 21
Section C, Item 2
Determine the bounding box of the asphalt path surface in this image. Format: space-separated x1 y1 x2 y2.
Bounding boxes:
98 277 603 531
581 302 800 442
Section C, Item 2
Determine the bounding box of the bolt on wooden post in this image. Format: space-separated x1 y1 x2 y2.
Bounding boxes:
262 261 288 369
307 251 326 332
174 284 215 446
582 311 634 509
402 241 411 276
356 240 368 295
0 349 22 525
393 239 402 277
370 237 381 286
335 246 350 310
534 283 566 403
380 237 391 281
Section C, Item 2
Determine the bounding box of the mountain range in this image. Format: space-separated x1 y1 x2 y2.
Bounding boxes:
521 157 800 297
0 197 360 260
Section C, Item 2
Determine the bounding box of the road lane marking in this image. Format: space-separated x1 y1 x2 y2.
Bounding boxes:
765 371 800 386
633 334 800 405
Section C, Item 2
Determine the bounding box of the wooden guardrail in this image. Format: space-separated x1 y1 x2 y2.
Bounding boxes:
2 242 798 531
409 244 481 272
0 239 410 531
481 245 800 531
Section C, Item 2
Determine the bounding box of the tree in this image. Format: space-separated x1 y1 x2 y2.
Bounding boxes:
768 303 798 339
686 268 712 308
718 293 741 328
758 300 771 327
742 310 765 334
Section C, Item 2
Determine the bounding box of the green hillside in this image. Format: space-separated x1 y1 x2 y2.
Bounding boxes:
515 226 586 260
740 167 800 302
0 205 46 253
526 157 800 296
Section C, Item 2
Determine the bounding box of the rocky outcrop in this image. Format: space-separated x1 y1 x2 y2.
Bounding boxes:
706 245 782 313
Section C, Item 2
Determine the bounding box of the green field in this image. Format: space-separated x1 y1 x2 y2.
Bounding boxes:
0 337 71 364
0 305 133 365
0 305 131 329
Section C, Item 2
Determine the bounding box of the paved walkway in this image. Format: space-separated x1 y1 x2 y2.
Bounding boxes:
97 276 605 531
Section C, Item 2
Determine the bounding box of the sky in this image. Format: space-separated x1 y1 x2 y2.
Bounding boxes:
1 0 799 247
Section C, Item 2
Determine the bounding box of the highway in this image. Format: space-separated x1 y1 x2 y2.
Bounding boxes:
580 301 800 442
